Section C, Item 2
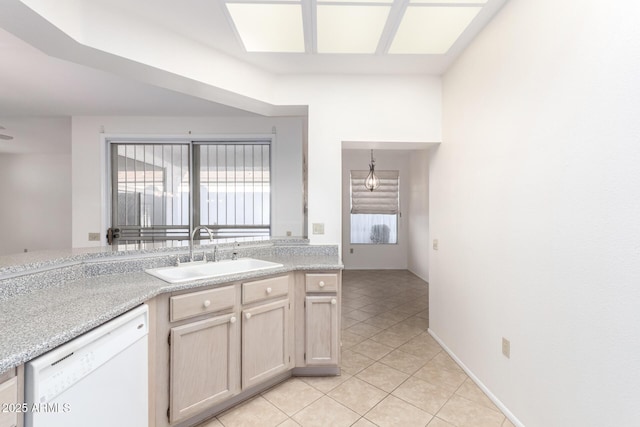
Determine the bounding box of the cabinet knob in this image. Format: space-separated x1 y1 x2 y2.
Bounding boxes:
230 316 237 324
203 300 211 308
331 299 337 305
266 287 272 294
319 281 325 288
245 312 252 320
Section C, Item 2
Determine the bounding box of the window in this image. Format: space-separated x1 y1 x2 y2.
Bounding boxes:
108 140 270 244
195 143 270 239
350 170 399 244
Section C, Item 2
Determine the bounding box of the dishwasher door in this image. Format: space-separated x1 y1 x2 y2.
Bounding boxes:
25 304 149 427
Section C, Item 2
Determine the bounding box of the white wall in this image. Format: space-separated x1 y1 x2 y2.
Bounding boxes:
0 117 71 256
5 6 443 249
68 76 443 250
70 76 442 251
0 153 71 255
342 149 410 270
432 0 640 425
71 116 303 248
276 75 442 247
407 149 430 281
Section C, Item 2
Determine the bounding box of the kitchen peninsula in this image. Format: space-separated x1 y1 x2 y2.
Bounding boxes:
0 239 342 427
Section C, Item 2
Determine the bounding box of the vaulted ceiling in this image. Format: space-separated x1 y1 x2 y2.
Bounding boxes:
0 0 508 118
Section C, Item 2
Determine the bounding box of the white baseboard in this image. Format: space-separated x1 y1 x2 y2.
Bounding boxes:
407 267 429 283
428 328 525 427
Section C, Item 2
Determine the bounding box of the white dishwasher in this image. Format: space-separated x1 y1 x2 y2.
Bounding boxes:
25 304 149 427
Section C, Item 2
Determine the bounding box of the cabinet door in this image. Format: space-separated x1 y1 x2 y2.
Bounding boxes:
305 296 339 366
0 376 18 427
170 313 239 423
242 299 290 389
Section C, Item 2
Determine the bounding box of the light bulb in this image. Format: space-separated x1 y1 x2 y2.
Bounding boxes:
364 165 380 191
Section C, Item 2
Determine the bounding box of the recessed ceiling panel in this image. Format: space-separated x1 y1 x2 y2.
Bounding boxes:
226 3 305 52
389 6 482 54
317 5 391 54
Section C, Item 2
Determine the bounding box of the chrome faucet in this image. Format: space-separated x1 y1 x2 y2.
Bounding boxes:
232 241 239 260
189 226 214 262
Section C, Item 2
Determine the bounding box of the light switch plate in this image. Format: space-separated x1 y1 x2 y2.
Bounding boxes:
312 223 324 235
502 337 511 358
433 239 439 250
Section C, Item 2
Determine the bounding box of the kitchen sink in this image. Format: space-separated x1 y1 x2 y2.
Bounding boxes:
145 258 284 283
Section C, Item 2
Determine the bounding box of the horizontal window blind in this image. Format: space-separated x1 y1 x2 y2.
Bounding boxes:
350 170 399 215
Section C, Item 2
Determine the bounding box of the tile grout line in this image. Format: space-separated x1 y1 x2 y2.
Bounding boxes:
205 271 505 427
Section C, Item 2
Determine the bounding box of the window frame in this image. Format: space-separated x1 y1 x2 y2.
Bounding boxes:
193 140 272 239
102 133 274 246
349 170 400 245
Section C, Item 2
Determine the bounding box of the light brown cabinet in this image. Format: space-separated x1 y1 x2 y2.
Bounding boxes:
0 368 20 427
170 286 236 322
169 312 239 423
241 298 291 389
156 284 240 425
305 273 338 293
157 275 293 426
305 295 339 366
154 271 339 426
298 272 341 369
242 275 289 305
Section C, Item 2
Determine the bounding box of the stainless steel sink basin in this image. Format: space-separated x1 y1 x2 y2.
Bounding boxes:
146 258 284 283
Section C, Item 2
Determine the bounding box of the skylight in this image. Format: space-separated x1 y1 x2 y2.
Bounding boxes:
390 6 483 54
317 5 391 54
225 3 305 53
224 0 486 54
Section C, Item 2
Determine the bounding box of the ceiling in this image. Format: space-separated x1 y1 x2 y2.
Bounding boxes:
0 0 508 120
88 0 507 75
0 27 257 118
225 0 486 55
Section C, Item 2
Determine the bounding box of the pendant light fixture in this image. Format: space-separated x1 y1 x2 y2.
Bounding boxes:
364 149 380 192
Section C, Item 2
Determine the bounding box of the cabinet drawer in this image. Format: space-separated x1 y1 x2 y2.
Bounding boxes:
242 276 289 305
305 273 338 293
0 376 18 427
170 285 236 322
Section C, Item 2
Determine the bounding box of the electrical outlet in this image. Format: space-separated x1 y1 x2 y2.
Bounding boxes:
502 337 511 358
286 231 292 237
312 223 324 235
433 239 439 250
88 232 101 241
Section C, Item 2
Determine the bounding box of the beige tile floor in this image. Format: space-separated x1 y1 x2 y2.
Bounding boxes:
198 270 514 427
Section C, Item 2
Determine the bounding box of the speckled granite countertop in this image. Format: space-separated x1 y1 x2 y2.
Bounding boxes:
0 243 340 375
